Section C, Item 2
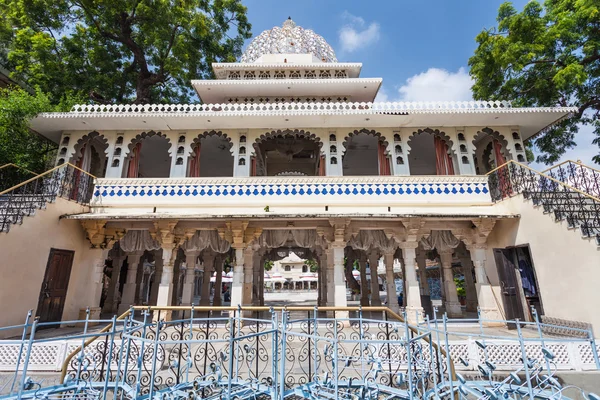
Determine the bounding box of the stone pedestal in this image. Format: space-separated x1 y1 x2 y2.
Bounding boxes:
77 307 101 327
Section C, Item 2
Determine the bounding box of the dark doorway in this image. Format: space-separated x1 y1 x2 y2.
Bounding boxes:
36 249 74 324
493 248 525 328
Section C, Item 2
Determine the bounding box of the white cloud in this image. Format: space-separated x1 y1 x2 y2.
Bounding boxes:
338 11 380 53
397 67 474 102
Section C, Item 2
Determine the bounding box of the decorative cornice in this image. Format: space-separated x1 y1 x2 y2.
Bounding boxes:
94 174 489 188
57 101 577 119
212 62 362 70
190 78 382 87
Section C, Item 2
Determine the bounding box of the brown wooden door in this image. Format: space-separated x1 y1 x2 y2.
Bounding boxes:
493 248 525 328
36 249 74 324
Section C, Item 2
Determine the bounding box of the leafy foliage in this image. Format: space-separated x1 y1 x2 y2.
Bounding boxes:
469 0 600 164
0 87 82 172
264 260 274 272
1 0 252 104
306 259 318 272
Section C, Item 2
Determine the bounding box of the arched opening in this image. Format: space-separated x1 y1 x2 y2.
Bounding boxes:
473 128 511 174
342 129 390 176
188 131 234 177
253 129 323 176
70 131 109 177
407 129 455 175
396 156 404 165
124 131 171 178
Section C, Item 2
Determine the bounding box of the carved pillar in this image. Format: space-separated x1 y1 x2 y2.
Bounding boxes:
326 249 335 306
416 249 432 318
182 251 199 306
439 249 462 318
332 244 348 318
399 243 424 323
242 247 254 308
318 253 328 306
149 250 163 305
252 252 262 306
359 253 369 306
460 255 478 312
369 249 381 306
200 250 215 306
155 245 176 320
230 246 244 308
468 245 502 321
384 253 399 312
103 254 125 314
118 252 143 314
213 255 223 306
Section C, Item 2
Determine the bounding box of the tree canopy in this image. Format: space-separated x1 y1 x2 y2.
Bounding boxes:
469 0 600 164
1 0 251 104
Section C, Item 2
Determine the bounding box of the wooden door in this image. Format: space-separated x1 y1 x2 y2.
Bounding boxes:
493 248 525 328
36 249 74 324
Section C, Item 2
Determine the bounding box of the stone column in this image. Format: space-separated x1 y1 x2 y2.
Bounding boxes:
118 252 143 314
85 248 109 322
155 245 176 320
242 247 254 309
359 253 369 306
252 252 262 306
103 255 125 314
259 256 265 306
332 245 348 318
460 255 478 312
318 253 328 306
181 251 199 306
369 250 381 306
213 255 223 306
439 249 462 318
399 243 424 323
230 246 245 308
325 249 335 306
416 251 430 295
199 250 215 306
468 245 502 321
384 253 399 312
148 251 163 305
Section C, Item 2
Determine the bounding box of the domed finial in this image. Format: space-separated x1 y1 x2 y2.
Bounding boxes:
283 17 296 29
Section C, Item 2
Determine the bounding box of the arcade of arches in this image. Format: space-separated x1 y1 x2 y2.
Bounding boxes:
94 218 502 323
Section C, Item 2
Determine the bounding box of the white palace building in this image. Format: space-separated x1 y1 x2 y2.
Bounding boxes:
1 18 600 335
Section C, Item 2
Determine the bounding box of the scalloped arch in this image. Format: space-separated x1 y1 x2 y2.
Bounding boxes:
341 129 389 153
253 129 324 151
406 128 454 155
472 127 511 160
190 130 234 156
126 131 172 158
69 131 109 161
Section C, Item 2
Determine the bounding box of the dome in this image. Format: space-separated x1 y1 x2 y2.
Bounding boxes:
241 18 337 63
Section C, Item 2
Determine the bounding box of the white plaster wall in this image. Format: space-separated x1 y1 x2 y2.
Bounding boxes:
0 199 99 337
485 196 600 334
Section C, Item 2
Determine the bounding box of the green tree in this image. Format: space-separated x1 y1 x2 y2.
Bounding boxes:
0 87 82 172
264 260 274 272
1 0 251 104
469 0 600 164
306 259 318 272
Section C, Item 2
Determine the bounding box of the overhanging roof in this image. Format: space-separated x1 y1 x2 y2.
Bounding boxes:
192 78 382 103
211 62 362 79
31 101 576 143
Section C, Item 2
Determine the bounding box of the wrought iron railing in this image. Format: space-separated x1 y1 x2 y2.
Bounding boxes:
0 163 38 192
0 306 597 399
487 161 600 244
0 163 95 233
543 160 600 199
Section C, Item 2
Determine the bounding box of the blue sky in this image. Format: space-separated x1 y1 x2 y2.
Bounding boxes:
241 0 596 168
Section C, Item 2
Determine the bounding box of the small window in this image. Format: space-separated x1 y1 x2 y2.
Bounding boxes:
460 144 467 153
461 156 469 164
116 136 124 145
238 157 246 166
457 133 466 141
176 157 184 165
393 133 401 142
330 156 338 165
177 146 185 155
61 136 70 146
515 143 523 151
114 147 122 156
329 134 336 142
178 135 186 143
58 158 65 165
59 147 67 156
517 154 525 162
395 145 402 153
239 135 246 143
330 145 337 154
284 265 291 272
396 156 404 165
302 265 308 273
239 146 246 155
111 159 120 168
512 132 520 140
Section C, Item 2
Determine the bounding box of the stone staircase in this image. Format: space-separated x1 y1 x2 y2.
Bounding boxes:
0 164 94 233
488 160 600 244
